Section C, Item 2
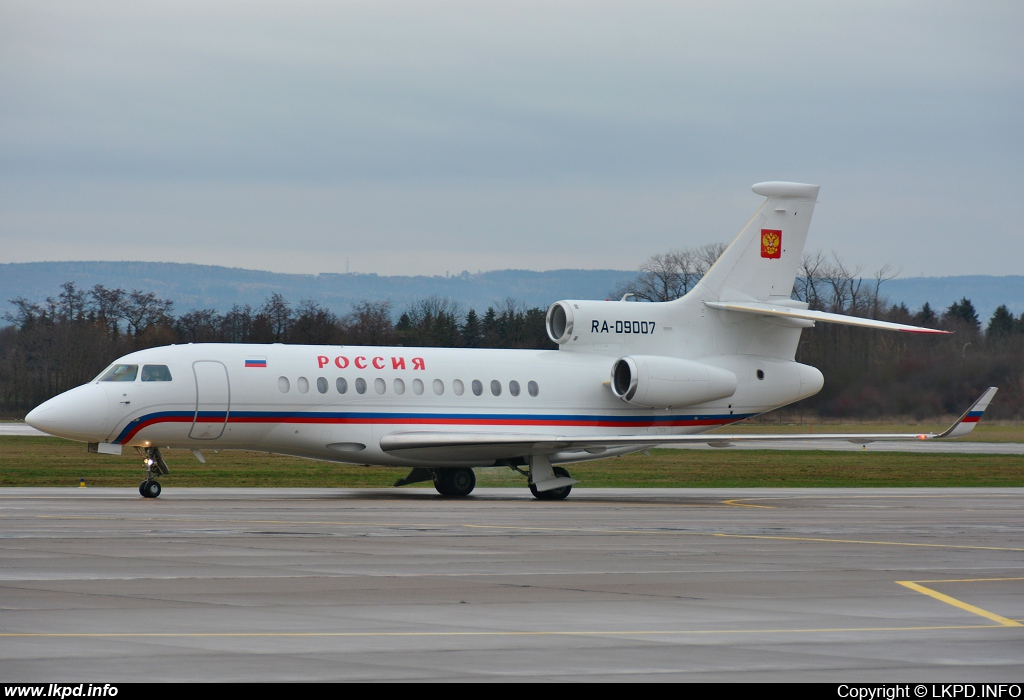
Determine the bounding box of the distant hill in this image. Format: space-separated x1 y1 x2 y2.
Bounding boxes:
1 261 1020 325
0 261 637 320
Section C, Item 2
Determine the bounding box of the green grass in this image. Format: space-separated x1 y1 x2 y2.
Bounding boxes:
1 436 1022 488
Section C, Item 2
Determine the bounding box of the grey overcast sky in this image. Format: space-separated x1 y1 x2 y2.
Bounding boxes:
2 1 1021 278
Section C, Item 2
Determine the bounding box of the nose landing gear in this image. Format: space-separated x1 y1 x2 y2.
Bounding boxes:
135 446 169 499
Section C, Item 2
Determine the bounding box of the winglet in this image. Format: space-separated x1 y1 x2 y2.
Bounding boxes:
933 387 999 439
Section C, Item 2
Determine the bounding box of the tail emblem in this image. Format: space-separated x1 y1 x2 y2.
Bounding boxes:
760 229 782 259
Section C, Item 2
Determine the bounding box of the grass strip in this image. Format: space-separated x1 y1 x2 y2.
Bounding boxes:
2 436 1022 489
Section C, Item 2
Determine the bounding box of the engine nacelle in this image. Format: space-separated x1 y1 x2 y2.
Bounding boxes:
546 301 575 344
610 355 738 408
546 299 663 346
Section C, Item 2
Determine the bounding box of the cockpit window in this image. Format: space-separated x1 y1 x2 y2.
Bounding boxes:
99 364 138 382
141 365 172 382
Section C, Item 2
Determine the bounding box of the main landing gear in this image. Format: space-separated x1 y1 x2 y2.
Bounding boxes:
393 467 478 496
526 455 576 501
135 446 169 499
530 467 573 501
433 467 477 497
392 458 577 500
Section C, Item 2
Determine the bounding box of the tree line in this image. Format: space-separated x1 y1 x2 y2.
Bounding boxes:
3 252 1022 420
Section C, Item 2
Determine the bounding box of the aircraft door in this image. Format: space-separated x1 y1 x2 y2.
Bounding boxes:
190 361 230 440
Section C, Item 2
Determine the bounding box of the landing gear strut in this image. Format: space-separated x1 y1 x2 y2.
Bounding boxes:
528 454 576 501
433 468 477 497
530 467 573 500
136 446 169 499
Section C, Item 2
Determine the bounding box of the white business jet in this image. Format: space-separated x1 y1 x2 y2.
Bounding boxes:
25 183 997 500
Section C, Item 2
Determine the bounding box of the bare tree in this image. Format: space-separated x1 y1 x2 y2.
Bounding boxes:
794 251 827 310
397 296 462 347
289 300 340 345
692 242 727 280
176 309 222 343
121 290 174 338
220 304 256 343
87 285 126 337
48 282 87 322
343 300 396 346
795 251 893 319
612 243 726 302
870 264 898 319
258 293 292 342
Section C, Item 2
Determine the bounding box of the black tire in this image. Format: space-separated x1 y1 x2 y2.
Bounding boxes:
530 467 572 501
139 480 148 496
432 470 450 496
434 468 476 497
141 480 162 499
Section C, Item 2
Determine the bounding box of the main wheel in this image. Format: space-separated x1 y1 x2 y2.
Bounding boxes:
530 467 572 501
141 480 162 499
433 468 476 497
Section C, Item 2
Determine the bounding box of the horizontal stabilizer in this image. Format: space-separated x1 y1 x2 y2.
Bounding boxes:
704 301 951 334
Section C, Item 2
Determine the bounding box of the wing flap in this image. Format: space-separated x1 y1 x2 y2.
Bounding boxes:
379 432 577 462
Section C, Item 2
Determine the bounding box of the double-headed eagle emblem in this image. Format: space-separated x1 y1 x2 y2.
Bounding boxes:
760 229 782 259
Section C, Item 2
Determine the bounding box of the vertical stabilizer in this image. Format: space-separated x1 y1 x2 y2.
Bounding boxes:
693 182 819 303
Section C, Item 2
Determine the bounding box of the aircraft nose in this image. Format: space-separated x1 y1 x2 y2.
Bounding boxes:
26 384 112 442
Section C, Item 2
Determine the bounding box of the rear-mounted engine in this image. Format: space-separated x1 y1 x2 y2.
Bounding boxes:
546 301 575 344
610 355 737 408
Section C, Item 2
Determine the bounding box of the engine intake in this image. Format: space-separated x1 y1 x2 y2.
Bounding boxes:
546 301 574 344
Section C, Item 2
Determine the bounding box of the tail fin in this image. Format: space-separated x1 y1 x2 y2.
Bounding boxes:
692 182 819 303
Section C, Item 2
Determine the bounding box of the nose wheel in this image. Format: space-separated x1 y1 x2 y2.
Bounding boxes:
135 446 169 498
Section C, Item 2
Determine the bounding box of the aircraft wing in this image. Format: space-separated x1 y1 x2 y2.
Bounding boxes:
380 387 997 461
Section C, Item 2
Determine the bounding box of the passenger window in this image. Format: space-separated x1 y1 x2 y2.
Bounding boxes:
298 377 310 394
412 378 424 395
337 377 348 394
509 380 520 397
472 380 483 396
433 379 444 395
278 377 290 393
528 381 539 397
453 379 465 396
355 378 367 394
375 378 386 394
99 364 138 382
141 365 172 382
317 377 328 394
490 380 501 396
394 378 406 395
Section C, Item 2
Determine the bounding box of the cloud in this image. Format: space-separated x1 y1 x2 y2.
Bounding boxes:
1 1 1021 276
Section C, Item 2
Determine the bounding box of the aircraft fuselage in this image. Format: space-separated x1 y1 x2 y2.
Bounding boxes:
27 342 821 468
